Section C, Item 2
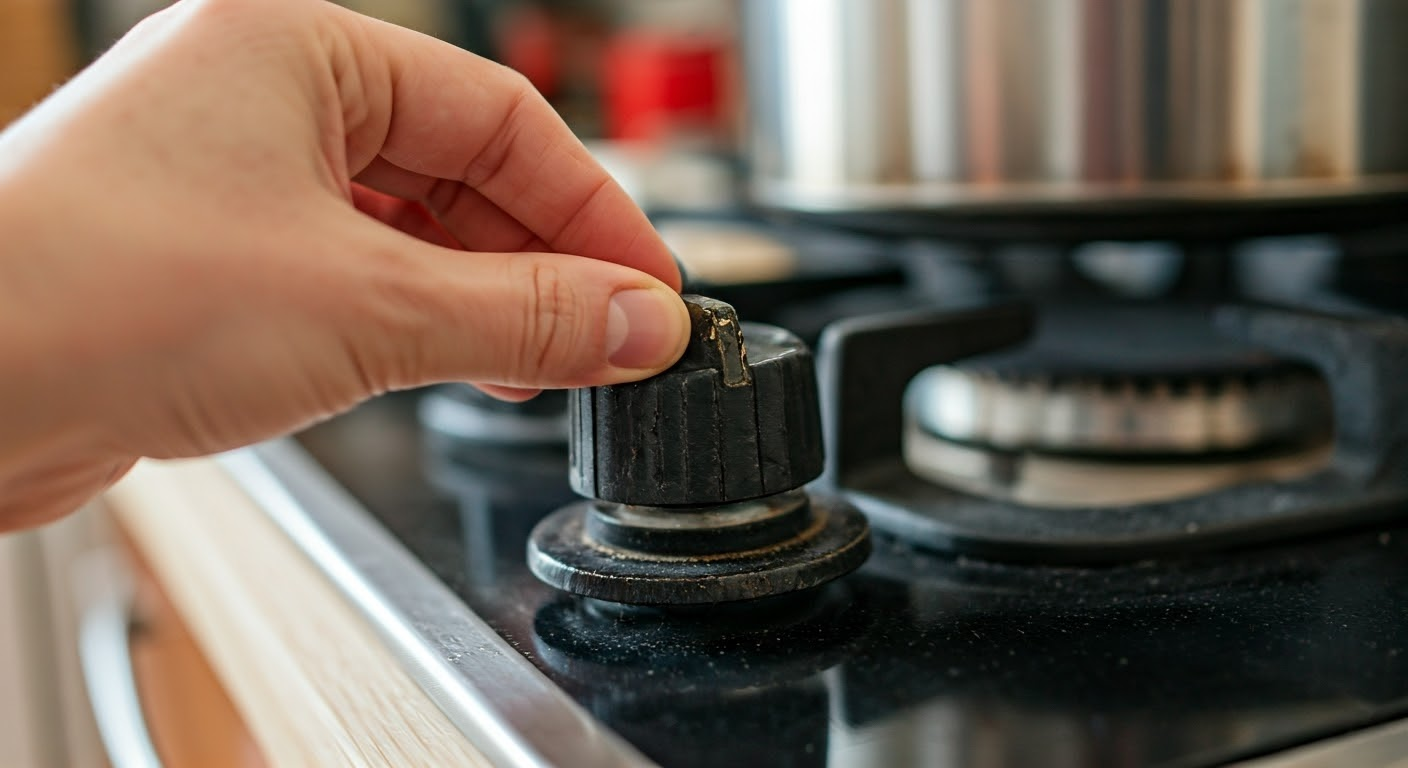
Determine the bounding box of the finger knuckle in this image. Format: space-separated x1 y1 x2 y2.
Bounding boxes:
460 69 539 188
490 65 538 111
518 261 585 381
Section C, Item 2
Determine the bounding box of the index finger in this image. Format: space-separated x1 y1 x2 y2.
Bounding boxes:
332 8 681 290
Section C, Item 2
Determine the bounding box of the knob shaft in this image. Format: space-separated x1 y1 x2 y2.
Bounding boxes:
570 296 824 506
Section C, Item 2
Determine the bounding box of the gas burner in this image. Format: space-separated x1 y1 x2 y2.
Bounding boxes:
902 304 1333 507
909 304 1330 457
816 302 1408 562
528 296 871 606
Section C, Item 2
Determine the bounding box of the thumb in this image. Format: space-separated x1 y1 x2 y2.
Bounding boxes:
338 226 691 392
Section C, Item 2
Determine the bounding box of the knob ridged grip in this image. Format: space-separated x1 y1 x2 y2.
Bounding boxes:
570 296 824 506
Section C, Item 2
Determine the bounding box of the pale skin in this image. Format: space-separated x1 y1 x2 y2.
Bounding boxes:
0 0 692 531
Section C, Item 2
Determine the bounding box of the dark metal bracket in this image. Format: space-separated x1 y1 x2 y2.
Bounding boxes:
816 303 1036 486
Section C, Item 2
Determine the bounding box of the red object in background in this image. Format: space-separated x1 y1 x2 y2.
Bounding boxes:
603 32 726 143
500 6 562 98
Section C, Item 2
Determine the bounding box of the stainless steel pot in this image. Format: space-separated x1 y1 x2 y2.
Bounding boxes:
741 0 1408 237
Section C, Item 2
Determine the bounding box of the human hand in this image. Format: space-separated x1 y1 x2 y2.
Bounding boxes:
0 0 690 530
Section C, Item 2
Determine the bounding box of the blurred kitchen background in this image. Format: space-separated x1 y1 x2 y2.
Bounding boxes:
0 0 745 208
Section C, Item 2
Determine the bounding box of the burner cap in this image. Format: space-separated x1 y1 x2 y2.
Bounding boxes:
908 304 1331 456
418 384 568 447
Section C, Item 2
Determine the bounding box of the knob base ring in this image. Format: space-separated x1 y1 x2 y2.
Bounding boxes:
527 493 871 606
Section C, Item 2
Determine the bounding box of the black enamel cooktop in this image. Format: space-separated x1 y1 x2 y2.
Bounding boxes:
296 391 1408 768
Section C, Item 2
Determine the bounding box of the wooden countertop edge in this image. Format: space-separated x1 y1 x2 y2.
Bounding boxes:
103 458 492 768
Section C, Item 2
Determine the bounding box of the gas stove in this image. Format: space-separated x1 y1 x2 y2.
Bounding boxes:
225 221 1408 768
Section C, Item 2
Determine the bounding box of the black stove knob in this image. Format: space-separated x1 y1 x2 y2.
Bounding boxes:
569 295 823 507
529 295 870 606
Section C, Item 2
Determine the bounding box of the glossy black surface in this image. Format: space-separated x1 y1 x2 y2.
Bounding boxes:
298 392 1408 768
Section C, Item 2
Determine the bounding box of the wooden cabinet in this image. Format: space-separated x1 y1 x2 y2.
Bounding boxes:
127 531 265 768
0 0 76 125
104 459 490 767
0 500 265 768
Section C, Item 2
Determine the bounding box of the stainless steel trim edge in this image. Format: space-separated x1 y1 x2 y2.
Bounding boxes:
218 441 653 768
1231 717 1408 768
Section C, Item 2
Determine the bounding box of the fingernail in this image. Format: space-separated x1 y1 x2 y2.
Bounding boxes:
606 289 684 369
